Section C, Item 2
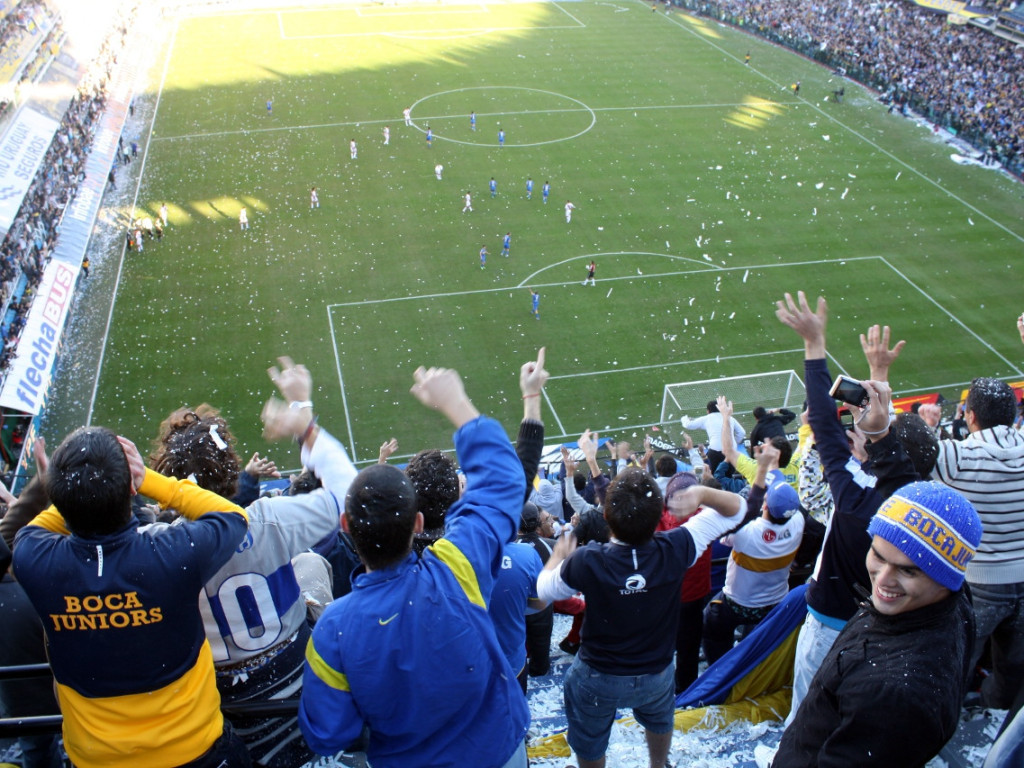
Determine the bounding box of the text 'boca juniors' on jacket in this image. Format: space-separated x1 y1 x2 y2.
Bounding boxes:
12 470 249 768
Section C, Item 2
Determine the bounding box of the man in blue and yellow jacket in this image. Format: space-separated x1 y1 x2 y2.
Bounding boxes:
12 426 251 768
296 362 538 768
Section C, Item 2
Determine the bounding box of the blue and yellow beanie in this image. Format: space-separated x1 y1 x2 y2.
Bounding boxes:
867 481 982 591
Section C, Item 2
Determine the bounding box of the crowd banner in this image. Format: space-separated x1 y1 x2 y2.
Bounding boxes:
52 91 129 269
912 0 989 19
0 107 60 237
0 36 135 414
0 260 78 415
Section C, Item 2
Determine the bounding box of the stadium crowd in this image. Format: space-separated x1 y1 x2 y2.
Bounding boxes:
0 306 1021 768
0 0 64 122
0 0 51 64
680 0 1024 176
0 1 135 378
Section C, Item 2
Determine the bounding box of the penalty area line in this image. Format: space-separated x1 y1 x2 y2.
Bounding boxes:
545 348 805 381
327 304 359 461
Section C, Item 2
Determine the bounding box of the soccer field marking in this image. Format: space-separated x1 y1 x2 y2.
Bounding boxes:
545 348 806 381
87 20 180 427
327 300 359 459
152 102 781 143
660 1 1024 246
551 1 587 27
798 112 1024 245
543 389 567 437
277 23 586 41
274 1 584 41
879 256 1024 377
517 251 723 287
325 254 879 310
824 350 851 380
323 250 1008 456
324 265 726 311
409 85 596 147
355 4 491 18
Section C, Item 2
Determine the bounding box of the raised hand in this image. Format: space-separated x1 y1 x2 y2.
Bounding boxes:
776 291 827 358
520 347 549 397
246 452 281 478
378 438 398 464
716 395 734 420
410 367 480 428
851 380 894 441
117 436 146 492
267 356 312 403
859 325 905 381
578 429 599 462
261 398 311 441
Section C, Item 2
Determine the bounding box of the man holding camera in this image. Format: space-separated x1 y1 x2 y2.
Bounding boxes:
774 291 939 722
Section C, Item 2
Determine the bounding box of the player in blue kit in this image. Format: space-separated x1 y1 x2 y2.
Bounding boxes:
470 111 476 131
502 232 511 257
480 246 488 269
526 177 533 199
498 128 505 147
542 181 550 203
490 177 497 197
529 288 540 319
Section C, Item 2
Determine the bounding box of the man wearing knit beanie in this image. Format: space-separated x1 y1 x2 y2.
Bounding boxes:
774 481 982 767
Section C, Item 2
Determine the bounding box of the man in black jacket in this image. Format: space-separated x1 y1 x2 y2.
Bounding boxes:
774 291 939 722
748 406 795 453
774 479 982 767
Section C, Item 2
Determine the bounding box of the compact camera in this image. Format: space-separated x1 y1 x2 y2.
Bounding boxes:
829 375 869 408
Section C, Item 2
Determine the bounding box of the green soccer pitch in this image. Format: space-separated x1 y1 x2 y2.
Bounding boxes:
77 0 1024 465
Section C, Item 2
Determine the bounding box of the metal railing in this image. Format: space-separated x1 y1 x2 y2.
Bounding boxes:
0 663 299 737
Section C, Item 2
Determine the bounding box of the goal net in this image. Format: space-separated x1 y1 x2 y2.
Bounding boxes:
659 370 806 439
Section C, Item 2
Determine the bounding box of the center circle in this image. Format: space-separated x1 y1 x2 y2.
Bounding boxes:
409 86 596 147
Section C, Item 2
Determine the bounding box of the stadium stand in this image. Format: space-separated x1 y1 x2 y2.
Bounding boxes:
996 3 1024 39
0 0 139 490
678 0 1024 178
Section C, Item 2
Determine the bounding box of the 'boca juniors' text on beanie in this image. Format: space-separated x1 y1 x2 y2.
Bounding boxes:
867 481 982 591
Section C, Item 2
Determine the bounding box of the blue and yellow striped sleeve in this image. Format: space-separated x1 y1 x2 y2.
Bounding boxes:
299 626 364 755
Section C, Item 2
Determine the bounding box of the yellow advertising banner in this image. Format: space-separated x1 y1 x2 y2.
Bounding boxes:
913 0 989 19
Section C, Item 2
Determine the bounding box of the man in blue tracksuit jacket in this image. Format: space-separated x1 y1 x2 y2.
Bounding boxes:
297 363 537 768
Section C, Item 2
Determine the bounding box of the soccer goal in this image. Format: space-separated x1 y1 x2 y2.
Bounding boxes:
659 370 806 437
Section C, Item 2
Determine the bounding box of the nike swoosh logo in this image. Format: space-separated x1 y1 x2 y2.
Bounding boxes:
378 613 399 626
